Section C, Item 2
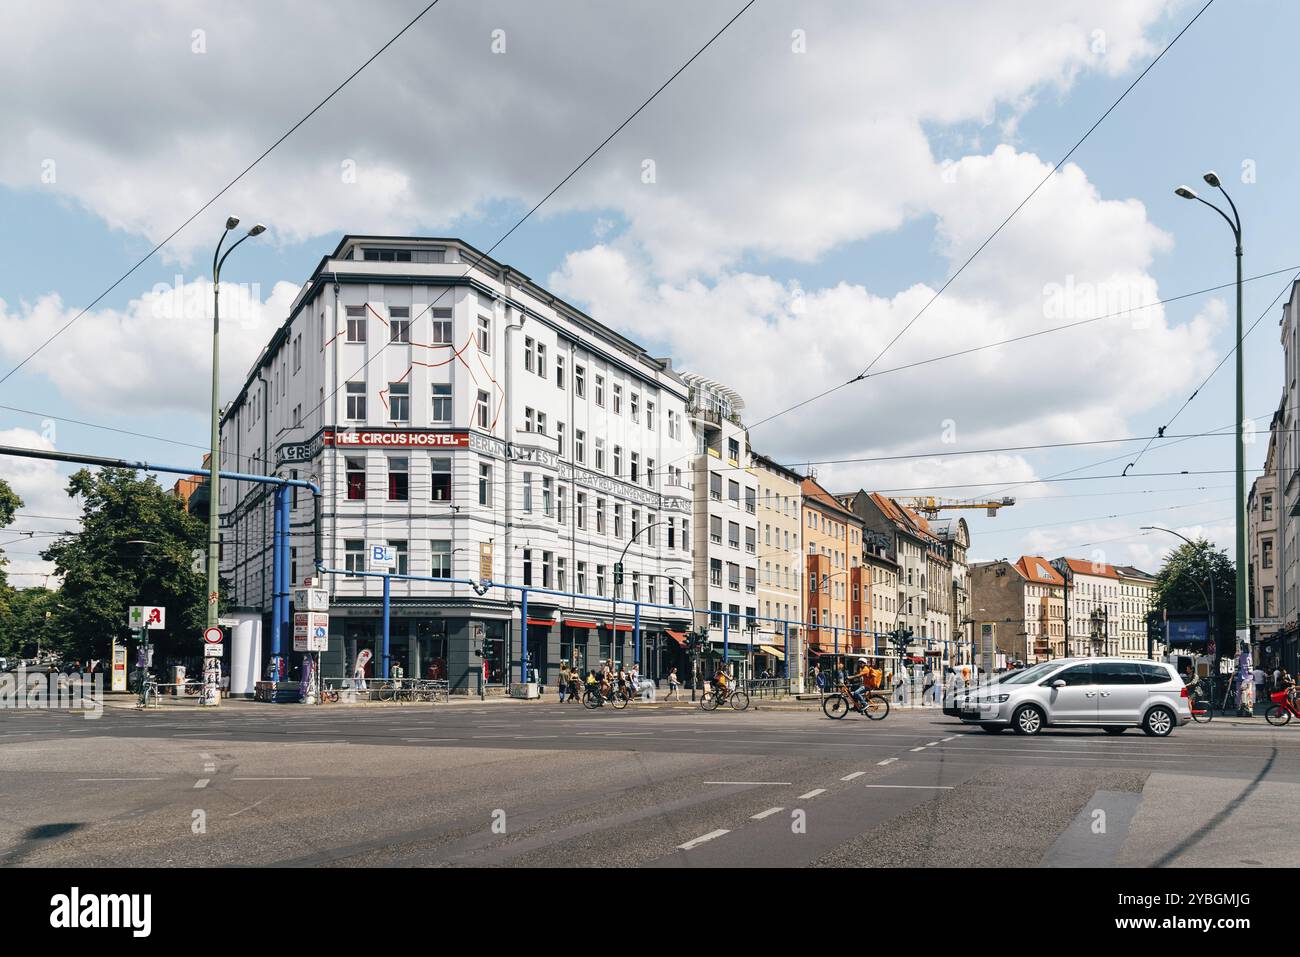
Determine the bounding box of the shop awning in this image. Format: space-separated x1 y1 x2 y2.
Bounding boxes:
564 619 598 629
759 644 786 660
665 630 688 647
526 617 555 627
605 622 632 632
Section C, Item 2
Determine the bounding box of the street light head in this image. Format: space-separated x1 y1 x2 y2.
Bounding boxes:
247 223 267 237
1174 186 1198 200
1202 171 1221 188
225 216 240 230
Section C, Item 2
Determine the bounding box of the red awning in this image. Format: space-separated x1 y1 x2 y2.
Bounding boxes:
526 617 554 627
665 630 688 647
563 619 598 629
606 622 632 632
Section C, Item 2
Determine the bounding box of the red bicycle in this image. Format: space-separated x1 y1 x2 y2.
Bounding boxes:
1266 690 1300 726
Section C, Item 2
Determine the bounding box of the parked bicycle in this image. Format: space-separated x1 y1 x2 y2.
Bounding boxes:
821 681 889 720
1266 690 1300 726
700 685 749 712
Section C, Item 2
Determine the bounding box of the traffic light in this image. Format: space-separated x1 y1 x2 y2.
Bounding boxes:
614 562 624 586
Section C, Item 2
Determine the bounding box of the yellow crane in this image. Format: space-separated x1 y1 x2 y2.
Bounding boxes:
901 495 1016 518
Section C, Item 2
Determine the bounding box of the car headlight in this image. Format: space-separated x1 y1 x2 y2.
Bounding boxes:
978 694 1010 704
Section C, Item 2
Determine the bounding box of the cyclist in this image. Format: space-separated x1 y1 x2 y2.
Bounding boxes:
850 658 881 711
712 666 729 701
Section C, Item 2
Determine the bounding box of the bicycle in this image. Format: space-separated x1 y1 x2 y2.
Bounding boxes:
583 684 630 710
700 685 749 712
1266 690 1300 726
1187 679 1213 723
318 684 340 704
136 679 162 710
821 682 889 720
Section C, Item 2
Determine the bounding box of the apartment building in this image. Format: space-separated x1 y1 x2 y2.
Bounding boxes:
863 531 899 642
216 236 695 693
684 374 759 677
930 517 972 664
969 555 1065 663
750 451 804 678
1250 419 1281 646
1114 565 1158 658
1054 557 1122 657
801 477 865 656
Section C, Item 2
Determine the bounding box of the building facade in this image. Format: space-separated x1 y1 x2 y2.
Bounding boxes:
684 373 760 678
217 235 696 692
1114 565 1158 659
1249 419 1281 645
969 555 1065 663
801 477 865 656
750 451 804 678
1055 557 1122 658
863 532 899 640
930 517 972 664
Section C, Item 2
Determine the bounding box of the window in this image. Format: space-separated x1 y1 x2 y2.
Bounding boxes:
728 521 740 549
595 438 605 472
536 411 547 435
478 462 492 506
388 382 410 421
614 446 623 478
709 472 722 501
613 383 622 414
576 492 587 530
575 429 586 464
556 355 565 389
557 485 566 524
647 400 655 430
536 342 547 378
389 306 411 343
388 540 409 575
522 549 533 586
575 364 585 398
292 334 302 372
595 374 605 407
525 407 536 433
292 404 301 428
745 487 756 514
430 540 452 579
631 392 640 422
728 480 740 504
597 565 606 597
557 557 566 592
346 457 365 500
431 307 453 345
362 248 413 262
476 390 491 428
345 539 365 573
346 381 366 420
630 452 639 484
431 456 452 501
710 559 723 587
631 509 640 540
524 336 535 373
728 438 740 461
476 313 493 353
745 527 756 554
556 421 565 456
542 476 553 517
596 498 606 534
346 305 367 343
431 383 452 423
1263 539 1274 569
387 457 409 501
614 504 624 538
523 473 533 513
577 561 587 594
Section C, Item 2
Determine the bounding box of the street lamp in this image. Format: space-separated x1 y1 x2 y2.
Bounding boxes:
1173 173 1248 669
207 218 267 639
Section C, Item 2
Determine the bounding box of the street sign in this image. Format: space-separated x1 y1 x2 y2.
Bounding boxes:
203 626 223 644
293 587 330 612
294 612 329 652
217 617 239 628
479 542 493 581
369 544 395 570
204 643 223 658
128 605 166 630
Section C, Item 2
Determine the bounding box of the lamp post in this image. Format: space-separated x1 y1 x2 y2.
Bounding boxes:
208 218 266 637
1173 173 1248 671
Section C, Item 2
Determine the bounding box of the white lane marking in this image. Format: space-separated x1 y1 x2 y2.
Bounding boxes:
402 738 454 742
678 829 730 851
840 771 866 781
227 798 268 818
231 777 311 781
76 777 163 781
926 741 940 747
909 747 926 752
877 758 898 765
703 781 793 786
193 779 210 789
750 807 784 820
863 784 954 790
200 752 213 759
941 737 957 742
798 788 826 799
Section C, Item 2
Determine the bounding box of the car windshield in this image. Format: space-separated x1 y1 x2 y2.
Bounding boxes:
996 662 1059 685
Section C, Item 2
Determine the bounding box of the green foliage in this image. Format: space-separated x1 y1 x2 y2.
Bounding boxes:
1152 539 1235 640
0 476 25 634
40 468 212 661
0 586 56 658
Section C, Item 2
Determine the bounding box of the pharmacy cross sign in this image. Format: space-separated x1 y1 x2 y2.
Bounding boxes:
128 606 166 630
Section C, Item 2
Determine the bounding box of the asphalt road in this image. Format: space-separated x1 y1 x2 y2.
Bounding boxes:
2 700 1297 867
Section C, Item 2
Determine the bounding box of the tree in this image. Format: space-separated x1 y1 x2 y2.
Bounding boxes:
0 586 56 659
1152 539 1236 651
40 468 212 662
0 476 22 593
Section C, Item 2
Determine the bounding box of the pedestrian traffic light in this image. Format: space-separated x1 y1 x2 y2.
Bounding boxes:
614 562 624 586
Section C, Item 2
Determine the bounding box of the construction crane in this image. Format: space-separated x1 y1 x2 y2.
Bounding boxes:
901 495 1016 518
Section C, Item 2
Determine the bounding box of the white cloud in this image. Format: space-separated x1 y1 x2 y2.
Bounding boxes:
0 428 79 586
0 279 300 417
0 1 1172 270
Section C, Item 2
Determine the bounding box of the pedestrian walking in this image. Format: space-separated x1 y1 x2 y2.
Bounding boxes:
667 667 679 701
559 663 570 703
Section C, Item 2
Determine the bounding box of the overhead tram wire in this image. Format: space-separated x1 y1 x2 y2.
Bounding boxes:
0 0 449 389
743 0 1216 434
4 259 1292 480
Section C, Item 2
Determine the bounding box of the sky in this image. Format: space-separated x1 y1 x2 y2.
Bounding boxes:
0 0 1294 586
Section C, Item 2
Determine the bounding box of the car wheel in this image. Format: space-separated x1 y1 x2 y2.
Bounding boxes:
980 724 1004 734
1102 727 1126 735
1142 707 1174 737
1012 705 1044 736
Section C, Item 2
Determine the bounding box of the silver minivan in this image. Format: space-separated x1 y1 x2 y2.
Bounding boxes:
956 657 1191 736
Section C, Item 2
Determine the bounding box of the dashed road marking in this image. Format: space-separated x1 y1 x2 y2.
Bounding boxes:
193 779 209 789
678 829 730 851
877 758 898 765
231 777 311 781
926 741 940 747
840 771 866 781
227 798 268 818
941 736 958 742
751 807 784 820
704 781 792 786
909 747 926 752
864 784 954 790
798 788 826 799
76 777 163 781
